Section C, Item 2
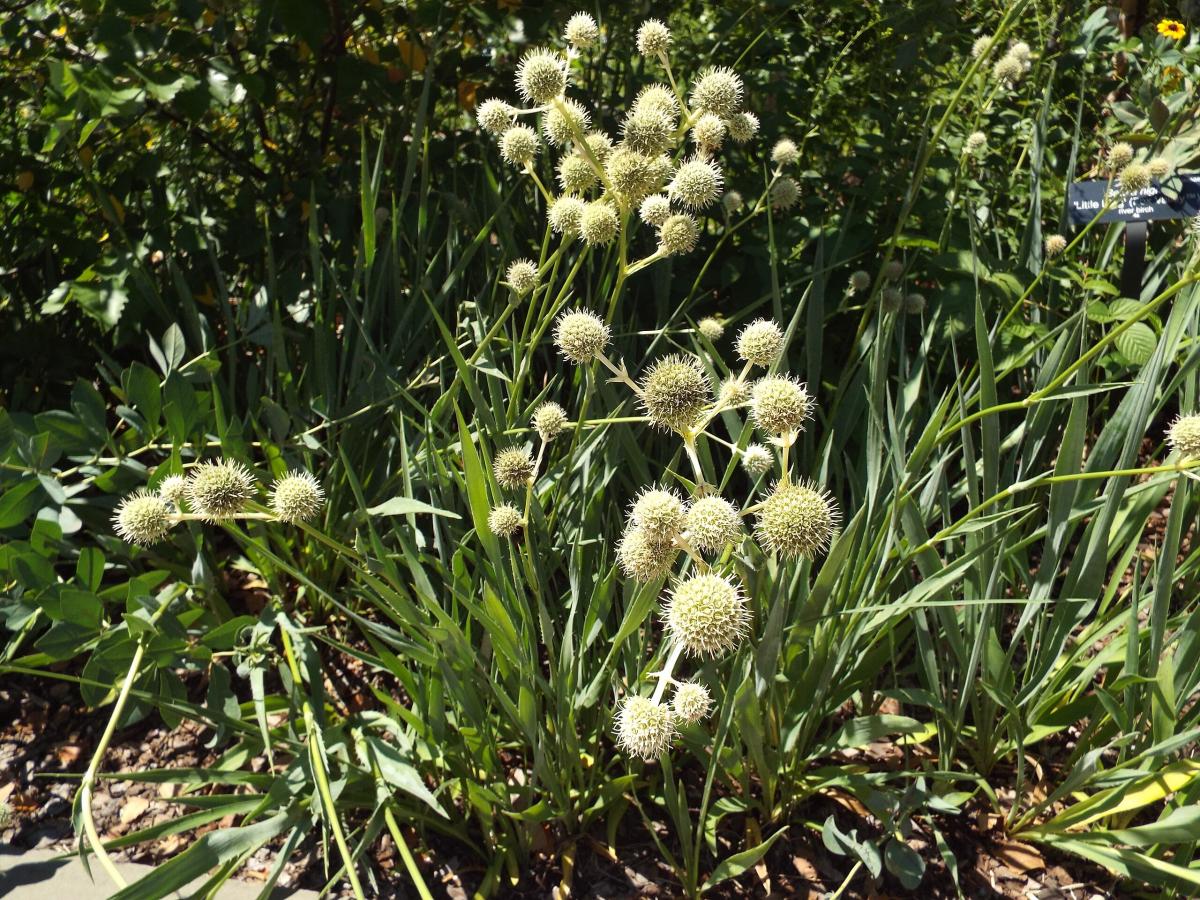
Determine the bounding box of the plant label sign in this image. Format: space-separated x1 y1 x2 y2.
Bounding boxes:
1066 175 1200 225
1067 174 1200 297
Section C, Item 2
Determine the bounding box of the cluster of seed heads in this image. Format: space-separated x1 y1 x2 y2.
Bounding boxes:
972 35 1032 86
112 460 324 545
1104 141 1172 197
476 11 800 289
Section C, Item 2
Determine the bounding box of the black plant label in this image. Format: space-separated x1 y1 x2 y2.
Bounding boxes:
1068 175 1200 225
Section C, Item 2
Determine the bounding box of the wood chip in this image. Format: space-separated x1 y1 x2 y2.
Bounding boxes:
119 796 151 825
993 839 1045 873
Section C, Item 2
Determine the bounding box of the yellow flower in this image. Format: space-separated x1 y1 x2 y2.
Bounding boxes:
1158 19 1186 40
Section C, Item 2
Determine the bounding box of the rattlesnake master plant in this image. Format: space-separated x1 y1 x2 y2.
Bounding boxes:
474 12 838 761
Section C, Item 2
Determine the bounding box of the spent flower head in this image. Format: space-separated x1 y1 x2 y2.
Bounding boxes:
883 259 904 280
505 259 539 296
494 446 535 489
554 309 610 362
639 355 711 431
751 376 812 435
616 695 674 759
664 572 749 658
113 490 174 544
187 459 255 521
532 402 569 441
686 495 742 553
849 270 871 292
904 293 926 315
755 480 839 559
770 175 800 209
671 682 712 725
488 503 524 538
270 470 325 523
736 318 784 367
516 47 568 104
881 287 904 314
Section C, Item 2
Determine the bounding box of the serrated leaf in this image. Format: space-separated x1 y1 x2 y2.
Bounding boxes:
1114 321 1156 364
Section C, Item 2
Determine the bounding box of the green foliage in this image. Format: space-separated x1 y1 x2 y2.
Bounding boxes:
4 1 1200 897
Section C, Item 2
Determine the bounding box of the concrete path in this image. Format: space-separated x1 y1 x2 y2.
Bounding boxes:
0 845 319 899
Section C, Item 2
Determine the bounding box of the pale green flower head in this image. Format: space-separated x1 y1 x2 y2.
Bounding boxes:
113 490 174 544
499 125 539 166
270 470 325 523
505 258 539 296
669 158 723 210
494 446 535 489
755 480 839 559
671 681 712 725
1168 414 1200 459
751 375 812 435
554 308 610 363
186 459 254 521
616 695 674 759
659 213 699 255
564 12 599 49
580 202 620 245
617 524 677 582
636 19 671 57
664 572 749 658
639 354 711 432
488 503 523 538
690 66 743 118
516 47 567 104
543 98 589 147
686 495 742 553
477 98 515 135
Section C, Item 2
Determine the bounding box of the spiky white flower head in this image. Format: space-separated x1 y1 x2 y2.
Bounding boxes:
770 175 800 209
722 190 744 214
883 259 904 280
755 480 839 559
1107 142 1134 171
564 12 600 49
697 316 724 341
659 213 700 255
881 287 904 314
494 446 535 489
751 376 812 435
639 355 711 432
636 19 671 57
1008 40 1032 63
549 195 586 235
691 66 743 118
671 682 712 725
965 131 987 155
849 270 870 292
1118 162 1151 195
1168 414 1200 459
615 695 674 760
581 130 614 164
741 443 774 475
649 154 674 188
543 98 590 147
631 486 688 541
771 138 799 168
736 318 784 367
726 111 759 144
1149 156 1171 179
664 572 749 658
1044 234 1067 257
607 147 659 201
554 309 610 363
557 154 597 195
903 293 926 315
633 84 679 122
186 459 255 521
992 52 1024 85
971 35 993 58
158 475 187 506
718 377 751 406
580 202 620 245
669 158 723 210
488 503 523 538
622 105 674 155
113 490 174 544
270 470 325 523
505 259 539 296
686 495 742 553
639 193 672 226
499 125 539 166
617 525 678 581
516 47 567 104
532 401 568 441
691 113 727 151
477 99 515 135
